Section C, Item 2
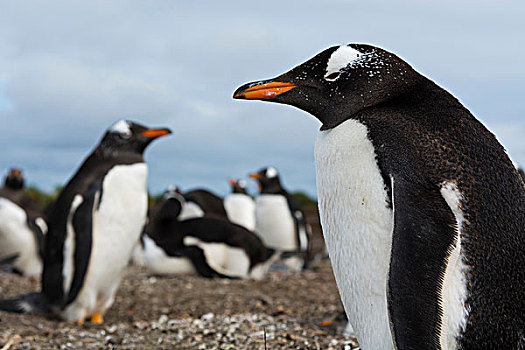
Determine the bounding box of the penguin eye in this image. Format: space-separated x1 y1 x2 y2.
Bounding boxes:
324 72 341 81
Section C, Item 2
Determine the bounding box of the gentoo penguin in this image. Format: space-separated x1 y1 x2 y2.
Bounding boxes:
234 44 525 349
143 192 277 279
0 168 47 276
249 167 311 271
223 178 256 231
0 120 171 323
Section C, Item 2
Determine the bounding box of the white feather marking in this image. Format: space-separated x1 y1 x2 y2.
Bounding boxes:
325 45 361 81
265 167 278 178
63 194 83 293
0 198 42 276
439 182 470 350
315 119 394 349
35 217 48 235
178 201 204 220
109 120 131 137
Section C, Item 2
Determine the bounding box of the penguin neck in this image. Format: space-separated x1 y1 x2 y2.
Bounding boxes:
260 179 286 195
319 77 459 131
96 147 145 164
232 187 248 195
0 185 25 205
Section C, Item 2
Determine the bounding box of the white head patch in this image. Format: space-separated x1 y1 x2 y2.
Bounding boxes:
110 120 132 137
266 167 278 178
324 45 362 81
238 180 247 188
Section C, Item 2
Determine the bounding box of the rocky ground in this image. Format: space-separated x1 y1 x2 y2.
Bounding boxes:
0 207 359 349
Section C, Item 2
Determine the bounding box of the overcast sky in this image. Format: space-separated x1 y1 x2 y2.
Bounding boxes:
0 0 524 197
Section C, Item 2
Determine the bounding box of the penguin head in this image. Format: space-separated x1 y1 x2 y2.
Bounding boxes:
249 167 283 194
233 44 421 130
99 120 172 156
228 178 248 194
4 168 25 190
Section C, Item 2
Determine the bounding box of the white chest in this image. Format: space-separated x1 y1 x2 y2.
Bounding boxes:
93 163 148 259
314 119 394 350
0 198 42 276
254 194 296 250
224 193 256 231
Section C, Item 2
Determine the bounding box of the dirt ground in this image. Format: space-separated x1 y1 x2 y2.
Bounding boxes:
0 207 359 349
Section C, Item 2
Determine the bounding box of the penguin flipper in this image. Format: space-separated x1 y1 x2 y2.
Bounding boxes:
65 183 100 305
181 245 235 279
388 176 457 350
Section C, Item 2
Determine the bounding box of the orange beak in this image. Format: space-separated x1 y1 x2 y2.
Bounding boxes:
140 128 172 138
228 178 237 186
249 173 260 180
233 81 296 100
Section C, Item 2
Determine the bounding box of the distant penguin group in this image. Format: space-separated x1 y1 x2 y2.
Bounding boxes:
234 44 525 349
141 188 278 280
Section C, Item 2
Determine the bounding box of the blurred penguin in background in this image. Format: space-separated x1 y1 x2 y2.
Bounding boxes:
250 167 311 271
141 190 278 279
224 178 255 231
0 168 47 276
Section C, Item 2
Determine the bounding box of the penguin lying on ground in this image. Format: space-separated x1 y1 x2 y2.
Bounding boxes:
142 191 278 279
129 186 205 266
249 167 311 271
223 178 256 231
0 168 47 276
234 44 525 349
0 120 171 323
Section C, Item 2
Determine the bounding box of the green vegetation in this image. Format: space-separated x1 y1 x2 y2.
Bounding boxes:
292 191 317 207
24 186 60 209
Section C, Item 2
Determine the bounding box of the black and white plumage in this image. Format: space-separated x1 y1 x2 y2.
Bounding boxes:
0 168 46 276
223 178 255 231
182 188 229 220
234 44 525 349
142 191 277 280
0 120 171 323
249 167 311 271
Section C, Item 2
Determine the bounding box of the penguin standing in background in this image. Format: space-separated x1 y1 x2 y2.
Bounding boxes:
0 168 46 276
143 192 278 280
0 120 171 323
234 44 525 349
224 178 256 231
249 167 310 271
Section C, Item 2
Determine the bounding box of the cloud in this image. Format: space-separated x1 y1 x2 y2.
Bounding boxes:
0 0 523 198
